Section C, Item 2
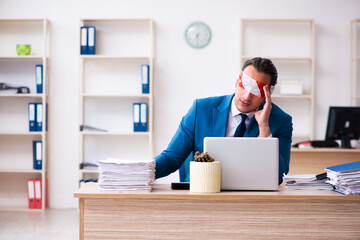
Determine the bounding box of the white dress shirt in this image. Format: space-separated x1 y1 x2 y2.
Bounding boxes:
225 97 254 137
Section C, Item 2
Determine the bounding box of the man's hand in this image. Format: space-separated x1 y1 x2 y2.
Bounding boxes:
254 85 272 137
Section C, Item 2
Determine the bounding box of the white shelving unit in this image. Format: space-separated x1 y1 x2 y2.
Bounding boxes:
0 19 49 211
240 19 315 143
78 19 154 183
351 19 360 106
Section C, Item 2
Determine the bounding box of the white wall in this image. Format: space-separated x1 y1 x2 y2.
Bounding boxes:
1 0 359 208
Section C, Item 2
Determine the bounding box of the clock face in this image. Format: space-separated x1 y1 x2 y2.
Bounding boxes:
184 21 211 49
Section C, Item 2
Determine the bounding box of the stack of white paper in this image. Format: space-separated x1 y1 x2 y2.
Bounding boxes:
97 158 155 193
326 161 360 195
283 174 333 190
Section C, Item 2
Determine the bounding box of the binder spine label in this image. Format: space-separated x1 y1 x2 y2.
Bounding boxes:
33 141 42 170
27 179 35 209
29 103 36 132
87 26 96 55
80 26 88 54
141 64 149 94
133 103 140 132
36 103 43 132
140 103 148 132
35 64 43 94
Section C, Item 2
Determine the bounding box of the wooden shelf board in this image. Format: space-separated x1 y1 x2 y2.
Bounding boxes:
242 19 313 23
0 132 44 135
241 56 312 61
0 169 43 173
80 131 150 136
81 93 151 98
80 55 151 60
0 94 44 98
291 148 360 153
272 95 312 99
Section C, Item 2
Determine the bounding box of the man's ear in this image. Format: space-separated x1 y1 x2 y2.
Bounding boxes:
235 79 239 88
235 72 243 87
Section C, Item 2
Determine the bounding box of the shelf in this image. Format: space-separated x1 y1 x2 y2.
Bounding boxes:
241 56 312 62
80 169 99 174
81 18 152 23
241 19 315 140
81 93 151 98
0 56 45 60
0 93 44 98
242 19 313 23
291 148 360 153
0 18 49 212
0 132 44 136
78 18 155 185
80 55 151 60
272 95 312 99
0 168 43 173
80 131 150 136
0 19 45 22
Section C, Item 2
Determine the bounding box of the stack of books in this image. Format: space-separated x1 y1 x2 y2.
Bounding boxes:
283 174 333 190
98 158 155 193
326 161 360 195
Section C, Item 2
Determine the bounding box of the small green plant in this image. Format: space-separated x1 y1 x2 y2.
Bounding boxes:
194 151 215 162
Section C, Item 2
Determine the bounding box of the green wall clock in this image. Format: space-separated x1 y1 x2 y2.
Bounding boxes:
184 21 212 49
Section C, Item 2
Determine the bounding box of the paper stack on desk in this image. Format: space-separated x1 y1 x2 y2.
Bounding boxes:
98 158 155 193
325 161 360 195
283 174 333 190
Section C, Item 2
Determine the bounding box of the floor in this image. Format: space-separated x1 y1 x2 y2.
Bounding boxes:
0 208 78 240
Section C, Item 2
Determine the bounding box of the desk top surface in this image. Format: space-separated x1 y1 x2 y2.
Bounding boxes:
74 183 360 200
291 147 360 153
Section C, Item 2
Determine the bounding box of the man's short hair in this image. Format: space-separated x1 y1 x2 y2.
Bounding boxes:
242 57 278 86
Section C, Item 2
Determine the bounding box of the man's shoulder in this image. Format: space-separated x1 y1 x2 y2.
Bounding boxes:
271 102 292 120
195 94 233 106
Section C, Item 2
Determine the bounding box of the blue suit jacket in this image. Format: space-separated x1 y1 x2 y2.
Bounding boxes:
155 94 293 184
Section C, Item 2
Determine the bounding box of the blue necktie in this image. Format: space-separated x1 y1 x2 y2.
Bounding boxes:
234 113 247 137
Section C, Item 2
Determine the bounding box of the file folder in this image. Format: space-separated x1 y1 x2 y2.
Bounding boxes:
140 103 148 132
80 26 88 54
28 103 36 132
36 103 43 131
34 179 42 209
35 64 43 94
141 64 150 94
33 141 42 170
27 179 35 209
87 26 96 55
133 103 140 132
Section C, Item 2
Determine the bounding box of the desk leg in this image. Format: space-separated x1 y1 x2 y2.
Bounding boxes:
79 198 84 240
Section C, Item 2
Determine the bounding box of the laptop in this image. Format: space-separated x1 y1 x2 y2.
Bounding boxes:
203 137 279 190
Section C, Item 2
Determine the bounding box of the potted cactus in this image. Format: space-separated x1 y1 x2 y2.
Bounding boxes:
190 151 221 193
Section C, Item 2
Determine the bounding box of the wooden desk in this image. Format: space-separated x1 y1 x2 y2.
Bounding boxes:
290 148 360 174
74 183 360 239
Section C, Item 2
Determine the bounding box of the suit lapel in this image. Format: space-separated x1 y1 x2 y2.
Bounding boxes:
213 94 233 137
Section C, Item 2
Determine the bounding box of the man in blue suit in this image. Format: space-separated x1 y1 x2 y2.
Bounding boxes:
155 57 293 184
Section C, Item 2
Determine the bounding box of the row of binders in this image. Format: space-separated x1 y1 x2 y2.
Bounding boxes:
27 179 47 209
28 102 45 131
133 102 148 132
80 26 96 55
